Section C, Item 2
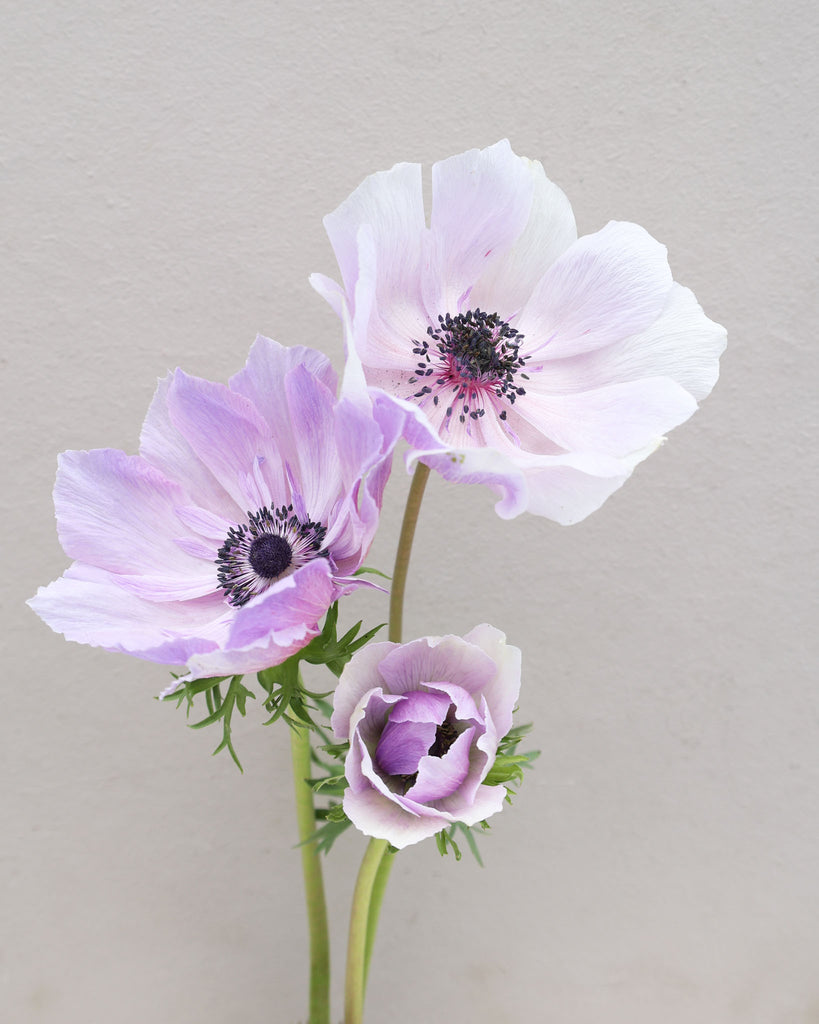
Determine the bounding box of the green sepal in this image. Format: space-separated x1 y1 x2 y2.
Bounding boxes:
435 821 487 867
176 675 256 772
299 603 386 678
484 721 540 787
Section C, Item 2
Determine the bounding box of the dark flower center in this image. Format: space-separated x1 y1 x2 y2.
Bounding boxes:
394 704 461 794
216 504 327 607
427 715 459 758
248 533 292 578
408 309 529 424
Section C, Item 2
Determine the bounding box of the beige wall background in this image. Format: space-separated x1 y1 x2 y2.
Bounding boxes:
4 2 817 1022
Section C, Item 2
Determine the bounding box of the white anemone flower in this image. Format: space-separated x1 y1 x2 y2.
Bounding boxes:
312 140 725 524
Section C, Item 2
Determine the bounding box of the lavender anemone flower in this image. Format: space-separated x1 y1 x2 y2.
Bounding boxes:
29 337 396 685
311 139 726 524
331 625 521 849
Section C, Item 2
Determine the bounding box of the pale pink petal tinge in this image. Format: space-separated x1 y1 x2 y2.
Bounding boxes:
312 139 726 524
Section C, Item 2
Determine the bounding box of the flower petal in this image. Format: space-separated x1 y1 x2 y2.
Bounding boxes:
425 139 535 313
518 221 674 359
54 449 208 578
283 364 343 520
528 283 726 401
377 635 498 697
408 726 475 802
331 642 397 740
139 375 243 522
514 376 698 458
462 624 522 740
166 370 278 512
226 558 336 651
229 334 337 448
343 786 446 850
470 156 577 316
28 563 225 665
324 162 429 366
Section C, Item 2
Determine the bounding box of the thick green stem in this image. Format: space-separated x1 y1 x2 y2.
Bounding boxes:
344 838 389 1024
388 462 430 644
290 724 331 1024
362 847 395 988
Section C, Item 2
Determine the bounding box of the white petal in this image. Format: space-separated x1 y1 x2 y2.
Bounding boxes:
518 221 673 359
513 376 698 458
425 139 534 314
528 283 726 401
470 156 577 316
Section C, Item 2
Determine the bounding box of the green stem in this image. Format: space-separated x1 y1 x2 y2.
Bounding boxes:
388 462 430 644
290 723 331 1024
362 847 395 988
344 462 431 1022
344 838 389 1024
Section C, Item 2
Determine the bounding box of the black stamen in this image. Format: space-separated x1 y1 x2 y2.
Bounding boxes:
410 309 528 422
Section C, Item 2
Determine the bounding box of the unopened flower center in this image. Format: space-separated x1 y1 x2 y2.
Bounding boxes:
216 504 327 607
409 309 529 424
376 700 462 795
427 715 459 758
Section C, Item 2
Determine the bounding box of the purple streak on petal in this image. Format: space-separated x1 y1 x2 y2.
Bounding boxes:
139 375 242 522
166 370 277 512
375 719 438 775
284 364 343 520
229 335 337 438
174 505 234 540
113 573 217 602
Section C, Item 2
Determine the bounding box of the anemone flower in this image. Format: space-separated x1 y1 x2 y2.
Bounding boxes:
331 624 521 849
29 336 397 685
311 139 726 523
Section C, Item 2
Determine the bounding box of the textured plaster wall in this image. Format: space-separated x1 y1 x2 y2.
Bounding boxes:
3 2 817 1022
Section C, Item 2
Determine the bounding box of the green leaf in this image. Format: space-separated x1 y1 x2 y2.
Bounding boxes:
353 566 392 581
309 773 348 796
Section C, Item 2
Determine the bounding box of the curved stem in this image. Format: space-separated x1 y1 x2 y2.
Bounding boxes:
290 723 331 1024
344 838 389 1024
388 462 430 644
